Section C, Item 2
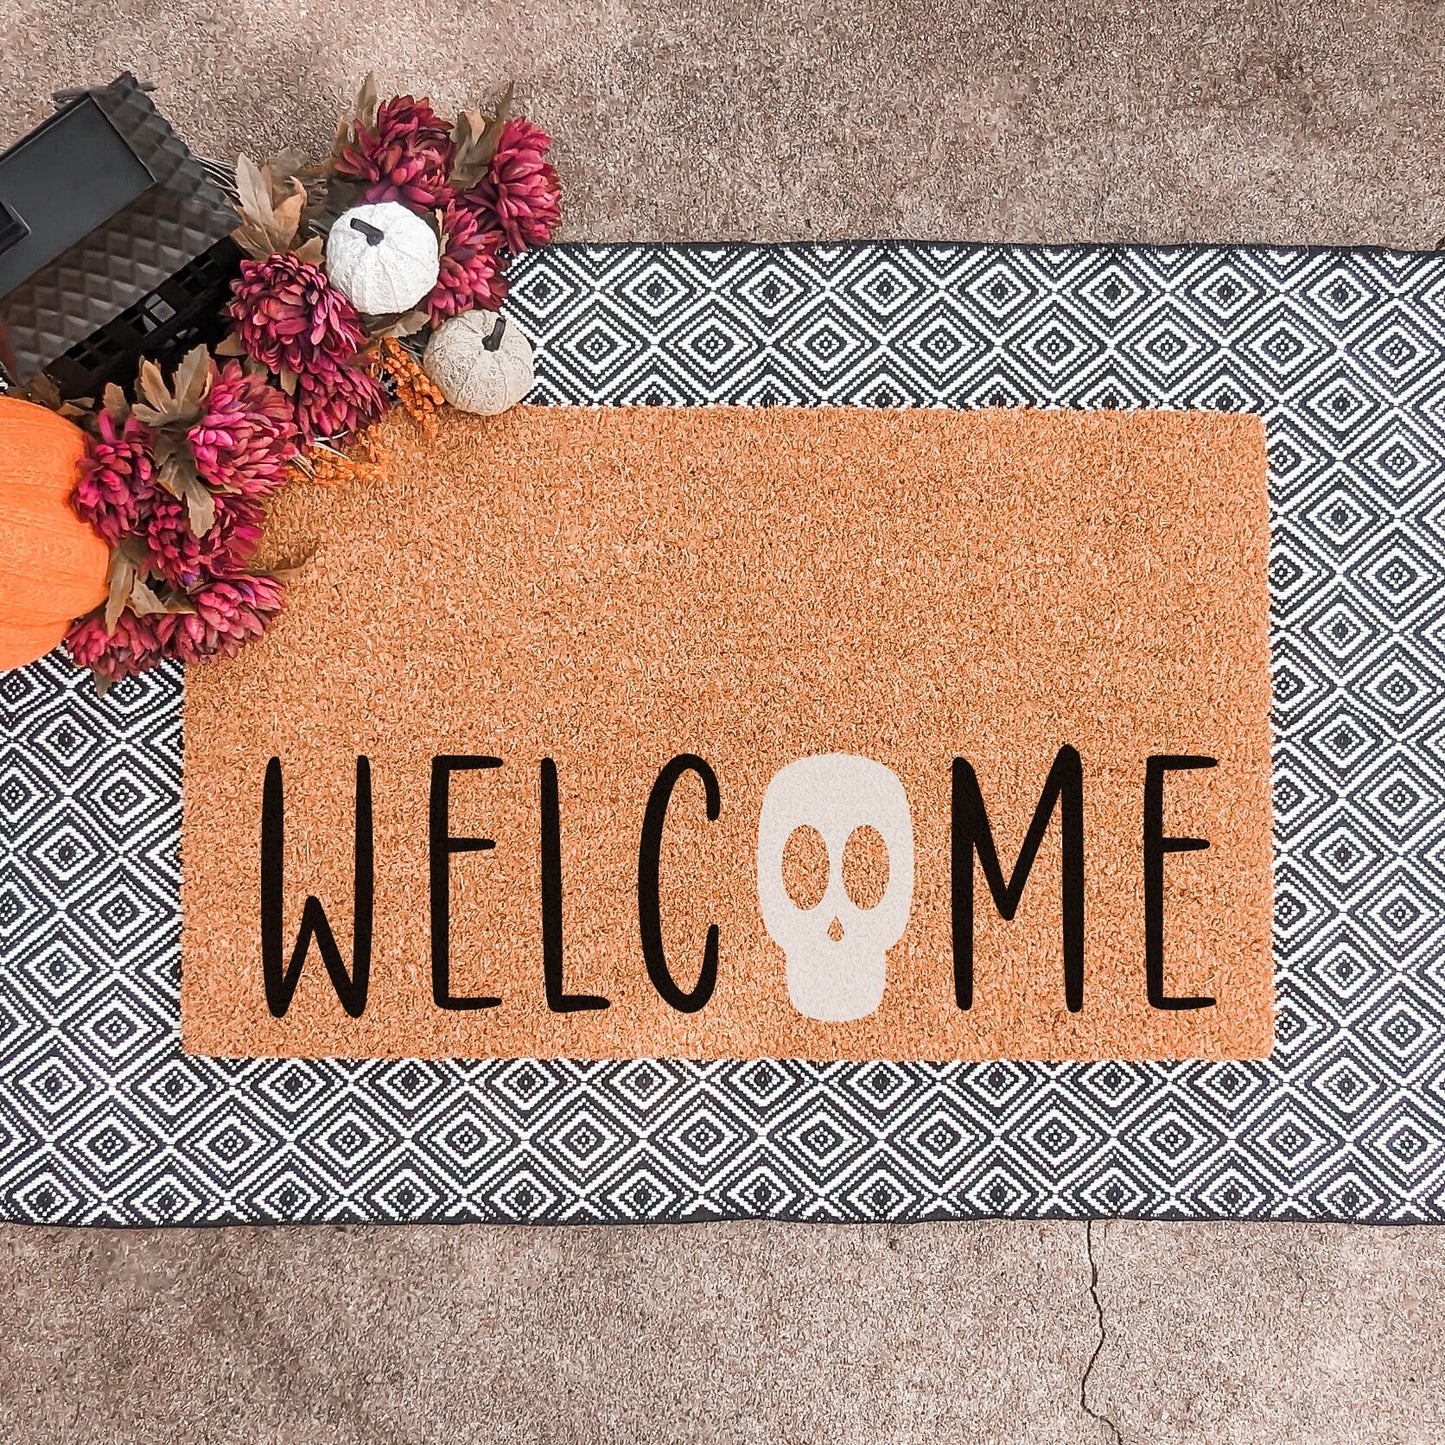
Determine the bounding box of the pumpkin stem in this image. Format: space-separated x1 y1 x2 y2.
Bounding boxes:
483 314 506 351
349 216 386 246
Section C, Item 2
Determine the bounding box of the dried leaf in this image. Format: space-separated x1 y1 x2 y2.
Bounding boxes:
232 152 309 258
214 332 246 357
126 576 169 617
265 147 314 188
101 383 129 422
132 352 212 430
154 445 188 500
21 373 62 410
231 218 274 261
295 234 325 266
327 73 381 174
448 109 488 191
450 108 479 150
173 346 215 412
181 472 217 537
156 429 183 465
22 372 92 419
278 368 298 397
449 83 513 191
354 72 380 131
272 189 306 241
135 358 173 416
153 446 216 536
157 441 212 519
236 154 275 228
104 547 139 633
266 542 318 584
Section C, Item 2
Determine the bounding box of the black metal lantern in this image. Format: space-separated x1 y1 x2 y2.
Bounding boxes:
0 73 239 397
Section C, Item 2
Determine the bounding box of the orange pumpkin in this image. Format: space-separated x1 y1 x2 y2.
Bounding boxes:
0 395 110 671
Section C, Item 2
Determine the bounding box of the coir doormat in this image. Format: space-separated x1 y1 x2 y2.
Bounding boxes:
182 405 1274 1063
3 241 1444 1224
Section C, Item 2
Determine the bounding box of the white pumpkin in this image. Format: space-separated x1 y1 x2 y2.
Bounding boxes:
325 202 440 315
423 311 535 416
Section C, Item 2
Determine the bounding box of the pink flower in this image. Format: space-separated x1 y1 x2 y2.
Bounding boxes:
335 95 455 209
73 412 157 545
427 201 509 322
162 574 286 663
294 361 388 442
188 361 299 498
145 493 266 588
463 117 560 253
227 253 365 377
64 610 167 685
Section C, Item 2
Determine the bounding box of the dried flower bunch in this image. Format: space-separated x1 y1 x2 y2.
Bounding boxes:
62 351 296 688
325 74 560 324
52 75 561 690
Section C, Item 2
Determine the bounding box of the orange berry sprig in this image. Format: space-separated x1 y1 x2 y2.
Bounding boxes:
378 338 446 435
289 432 391 489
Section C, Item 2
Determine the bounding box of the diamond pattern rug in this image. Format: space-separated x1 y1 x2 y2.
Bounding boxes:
2 240 1444 1224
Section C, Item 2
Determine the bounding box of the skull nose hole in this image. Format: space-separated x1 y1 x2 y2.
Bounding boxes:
827 917 845 943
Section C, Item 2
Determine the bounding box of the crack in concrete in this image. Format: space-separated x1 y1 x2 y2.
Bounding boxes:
1081 1220 1123 1445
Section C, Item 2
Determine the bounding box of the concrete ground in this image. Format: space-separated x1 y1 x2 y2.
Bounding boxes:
3 1 1445 1439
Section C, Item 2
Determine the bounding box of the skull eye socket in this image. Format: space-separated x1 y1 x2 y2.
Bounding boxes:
842 825 890 910
781 825 829 910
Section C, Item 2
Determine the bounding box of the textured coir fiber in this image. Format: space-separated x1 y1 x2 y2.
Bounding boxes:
182 404 1272 1060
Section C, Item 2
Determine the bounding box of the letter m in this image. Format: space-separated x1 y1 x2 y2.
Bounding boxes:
260 756 373 1019
951 745 1085 1013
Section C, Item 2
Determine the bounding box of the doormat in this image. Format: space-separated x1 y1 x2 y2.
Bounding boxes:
3 241 1444 1224
182 405 1274 1063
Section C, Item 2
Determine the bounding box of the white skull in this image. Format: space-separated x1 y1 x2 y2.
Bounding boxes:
757 754 915 1022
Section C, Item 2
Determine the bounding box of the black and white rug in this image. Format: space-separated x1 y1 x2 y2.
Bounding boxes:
2 240 1444 1224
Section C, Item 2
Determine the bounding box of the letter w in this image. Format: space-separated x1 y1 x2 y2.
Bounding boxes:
951 746 1085 1013
260 756 373 1019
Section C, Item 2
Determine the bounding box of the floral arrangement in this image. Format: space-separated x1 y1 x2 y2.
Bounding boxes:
48 75 560 690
